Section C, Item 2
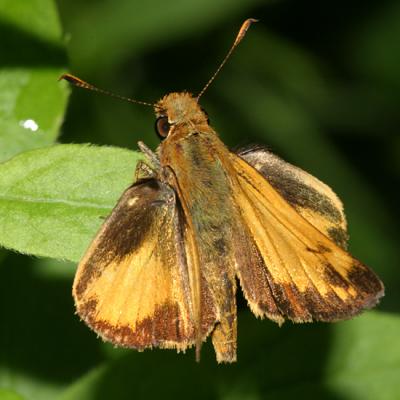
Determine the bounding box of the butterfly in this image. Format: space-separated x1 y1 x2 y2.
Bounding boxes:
63 19 384 363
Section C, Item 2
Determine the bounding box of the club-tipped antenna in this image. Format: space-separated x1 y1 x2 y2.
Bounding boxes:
196 18 258 101
59 74 153 107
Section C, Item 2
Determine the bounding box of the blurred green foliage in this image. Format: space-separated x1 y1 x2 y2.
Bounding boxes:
0 0 399 399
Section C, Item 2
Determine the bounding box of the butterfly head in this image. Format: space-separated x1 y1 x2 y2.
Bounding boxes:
154 92 209 139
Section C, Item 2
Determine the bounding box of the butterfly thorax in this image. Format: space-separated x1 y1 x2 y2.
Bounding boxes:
156 94 232 220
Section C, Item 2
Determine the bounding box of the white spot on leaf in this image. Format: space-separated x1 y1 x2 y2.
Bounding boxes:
19 119 39 132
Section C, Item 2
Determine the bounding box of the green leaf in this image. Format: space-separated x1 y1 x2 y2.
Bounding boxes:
56 311 400 400
0 0 69 162
0 144 142 261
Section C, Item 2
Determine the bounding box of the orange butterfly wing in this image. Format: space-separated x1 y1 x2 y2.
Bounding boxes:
73 179 217 351
229 152 384 323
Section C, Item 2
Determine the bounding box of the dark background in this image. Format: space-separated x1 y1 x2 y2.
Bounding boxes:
1 0 399 399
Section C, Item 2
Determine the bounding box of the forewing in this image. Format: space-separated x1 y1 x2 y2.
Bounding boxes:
229 154 384 323
73 179 216 351
237 146 348 249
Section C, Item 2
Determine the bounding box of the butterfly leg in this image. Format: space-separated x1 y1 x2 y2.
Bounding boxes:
137 141 160 169
134 160 158 181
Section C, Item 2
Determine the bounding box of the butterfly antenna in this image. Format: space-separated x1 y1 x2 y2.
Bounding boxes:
197 18 258 101
59 74 154 107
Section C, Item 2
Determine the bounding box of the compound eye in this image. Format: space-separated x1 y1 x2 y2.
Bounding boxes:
155 116 170 139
